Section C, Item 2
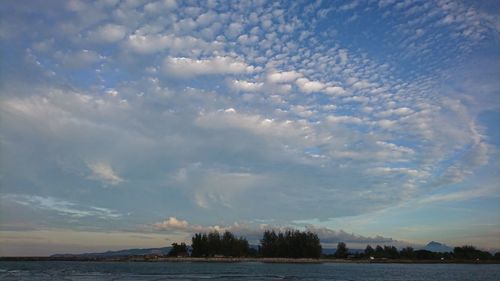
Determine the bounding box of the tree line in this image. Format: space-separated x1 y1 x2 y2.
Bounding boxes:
259 230 322 258
168 229 321 258
167 230 500 260
326 243 500 260
190 231 250 257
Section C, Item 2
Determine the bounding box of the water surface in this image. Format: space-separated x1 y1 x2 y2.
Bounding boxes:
1 261 499 280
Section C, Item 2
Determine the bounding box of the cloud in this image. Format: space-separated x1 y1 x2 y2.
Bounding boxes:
2 0 499 252
3 194 121 219
375 107 414 118
419 185 500 204
267 71 303 83
195 109 309 139
163 56 256 77
305 226 396 245
53 49 102 68
192 171 265 209
369 167 421 177
90 24 127 43
323 86 347 96
87 161 124 186
226 22 244 38
153 216 245 234
153 217 402 247
126 33 220 54
295 77 326 93
326 115 363 124
230 80 263 92
352 80 375 90
153 217 190 230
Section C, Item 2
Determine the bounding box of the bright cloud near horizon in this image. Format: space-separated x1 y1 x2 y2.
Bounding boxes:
1 0 500 256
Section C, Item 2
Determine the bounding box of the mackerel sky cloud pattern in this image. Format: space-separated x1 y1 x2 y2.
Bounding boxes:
0 0 499 255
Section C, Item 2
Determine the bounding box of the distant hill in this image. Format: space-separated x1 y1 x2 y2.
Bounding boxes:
322 248 364 255
51 247 171 258
52 246 363 257
422 241 452 253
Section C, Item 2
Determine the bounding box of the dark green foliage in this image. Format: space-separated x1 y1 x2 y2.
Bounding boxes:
259 230 322 258
167 242 188 257
364 245 375 257
374 245 384 258
191 231 249 257
414 249 438 259
453 245 492 260
352 244 493 260
334 242 348 258
400 246 415 259
259 230 278 257
383 245 400 259
494 252 500 260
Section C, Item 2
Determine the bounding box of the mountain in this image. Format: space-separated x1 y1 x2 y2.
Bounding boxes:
51 247 171 258
422 241 452 253
52 246 360 258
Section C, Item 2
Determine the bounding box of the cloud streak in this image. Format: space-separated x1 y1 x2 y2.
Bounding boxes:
3 194 122 220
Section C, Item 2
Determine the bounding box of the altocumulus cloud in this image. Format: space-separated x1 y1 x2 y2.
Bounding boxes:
2 194 121 220
153 217 404 247
0 0 499 252
87 162 124 186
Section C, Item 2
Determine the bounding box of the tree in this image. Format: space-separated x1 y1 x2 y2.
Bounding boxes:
374 245 384 258
414 249 437 260
454 245 492 260
334 242 348 258
168 242 188 257
191 233 208 257
260 230 278 257
259 229 321 258
383 245 399 259
364 245 375 257
400 247 415 259
191 231 250 257
494 252 500 260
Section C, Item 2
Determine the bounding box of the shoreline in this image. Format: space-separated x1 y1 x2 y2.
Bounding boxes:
1 257 499 264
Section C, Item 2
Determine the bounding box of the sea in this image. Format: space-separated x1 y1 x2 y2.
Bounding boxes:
1 261 499 280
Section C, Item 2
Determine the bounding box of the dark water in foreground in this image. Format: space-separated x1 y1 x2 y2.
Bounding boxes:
1 261 500 281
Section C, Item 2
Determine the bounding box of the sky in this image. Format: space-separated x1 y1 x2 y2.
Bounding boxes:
0 0 499 256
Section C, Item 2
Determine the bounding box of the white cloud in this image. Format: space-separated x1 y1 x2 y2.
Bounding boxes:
326 115 363 124
305 225 397 245
153 217 403 247
192 171 264 209
296 77 326 93
163 56 255 77
376 107 414 118
323 86 347 96
153 217 190 230
126 33 220 54
420 186 499 204
90 24 127 43
3 194 121 219
352 80 374 90
87 162 124 186
369 167 421 177
144 0 177 13
54 49 102 68
230 80 263 92
195 110 309 139
153 217 263 236
226 22 244 38
266 71 302 83
377 119 398 129
376 141 415 156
